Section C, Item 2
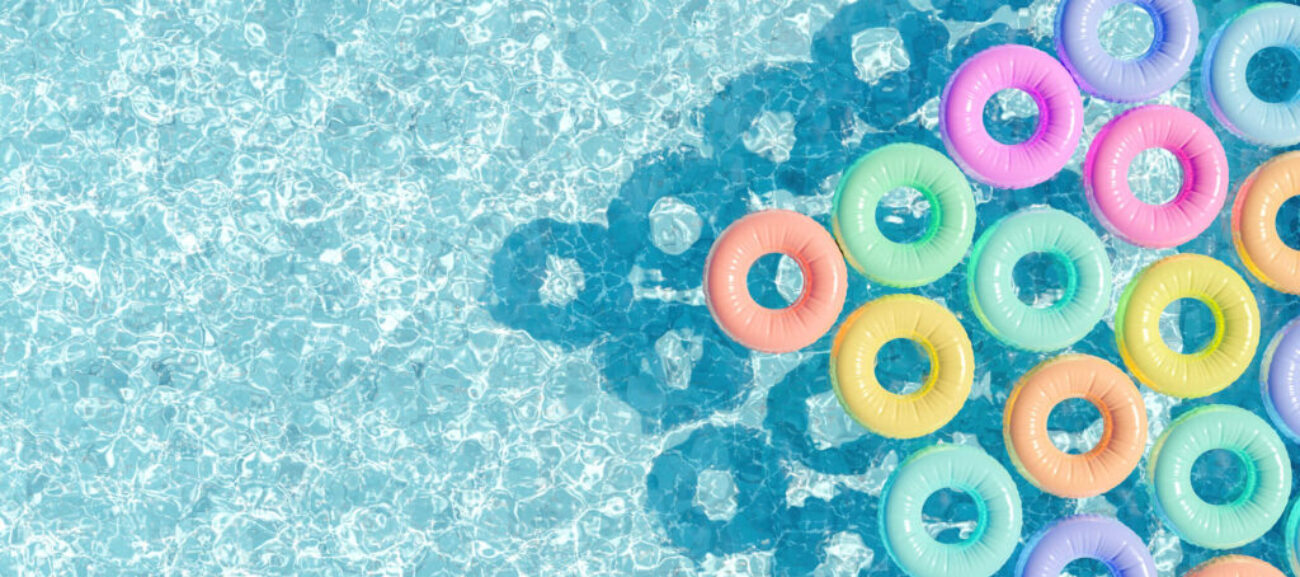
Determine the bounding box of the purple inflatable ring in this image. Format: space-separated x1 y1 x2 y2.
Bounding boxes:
1055 0 1199 102
1016 515 1157 577
1264 318 1300 442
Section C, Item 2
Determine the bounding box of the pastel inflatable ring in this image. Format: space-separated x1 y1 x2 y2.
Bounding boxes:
1149 405 1291 550
968 207 1111 351
1287 499 1300 575
1015 515 1157 577
941 44 1084 189
1232 152 1300 294
1186 556 1285 577
833 143 977 287
1004 355 1146 498
1204 2 1300 147
1116 254 1260 398
881 445 1022 577
704 210 848 353
1264 318 1300 441
1084 105 1228 248
831 294 974 439
1056 0 1198 102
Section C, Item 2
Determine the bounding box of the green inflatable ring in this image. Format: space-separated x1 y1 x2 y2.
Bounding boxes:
833 143 976 287
881 445 1022 577
1149 405 1291 549
968 207 1111 351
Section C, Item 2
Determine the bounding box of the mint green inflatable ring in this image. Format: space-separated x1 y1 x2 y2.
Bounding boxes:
968 207 1111 351
1149 405 1292 550
833 143 977 287
881 445 1023 577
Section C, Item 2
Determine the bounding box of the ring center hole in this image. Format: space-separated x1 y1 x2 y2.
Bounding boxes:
1127 148 1184 205
1277 196 1300 251
1099 2 1156 61
1158 297 1216 354
747 253 804 309
874 338 931 395
922 488 980 544
983 88 1040 145
1191 448 1249 505
1246 46 1300 104
1013 251 1071 309
1047 398 1103 455
876 186 934 244
1063 558 1113 577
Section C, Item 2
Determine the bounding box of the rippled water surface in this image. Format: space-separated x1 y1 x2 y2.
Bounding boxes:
3 0 1300 575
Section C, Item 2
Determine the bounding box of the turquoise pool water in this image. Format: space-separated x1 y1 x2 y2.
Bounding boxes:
3 0 1299 575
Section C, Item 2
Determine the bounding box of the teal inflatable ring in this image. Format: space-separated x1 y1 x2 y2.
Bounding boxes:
881 445 1022 577
1149 405 1292 550
833 143 977 287
968 207 1111 351
1286 498 1300 575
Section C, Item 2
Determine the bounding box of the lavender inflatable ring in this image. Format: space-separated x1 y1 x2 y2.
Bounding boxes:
1016 515 1158 577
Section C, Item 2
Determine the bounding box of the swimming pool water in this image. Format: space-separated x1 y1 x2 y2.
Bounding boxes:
2 0 1298 575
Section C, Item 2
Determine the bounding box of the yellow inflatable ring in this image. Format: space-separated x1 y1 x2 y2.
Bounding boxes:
1116 254 1260 398
831 294 975 438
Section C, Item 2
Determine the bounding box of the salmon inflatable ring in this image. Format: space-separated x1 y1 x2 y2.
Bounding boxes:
705 210 848 353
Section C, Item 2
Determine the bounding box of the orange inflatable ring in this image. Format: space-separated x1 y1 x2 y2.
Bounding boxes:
1185 555 1285 577
1233 151 1300 294
1003 354 1147 498
704 209 848 353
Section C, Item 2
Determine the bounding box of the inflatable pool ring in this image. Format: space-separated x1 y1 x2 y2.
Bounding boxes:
1148 405 1291 549
832 143 976 287
881 445 1022 577
1055 0 1198 102
1004 355 1146 498
1015 515 1157 577
1287 499 1300 576
1204 3 1300 147
704 210 847 353
968 208 1111 351
1116 254 1259 398
1232 151 1300 294
831 294 974 439
1084 105 1228 248
1185 555 1285 577
941 44 1084 189
1264 318 1300 442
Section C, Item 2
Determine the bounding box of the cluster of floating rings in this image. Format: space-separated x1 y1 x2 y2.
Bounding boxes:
694 0 1300 574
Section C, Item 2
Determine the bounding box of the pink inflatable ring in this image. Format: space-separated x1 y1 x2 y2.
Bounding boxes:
1084 105 1228 248
704 210 848 353
941 44 1084 189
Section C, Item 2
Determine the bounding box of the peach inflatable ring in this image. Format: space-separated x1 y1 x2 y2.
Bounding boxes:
1003 355 1146 498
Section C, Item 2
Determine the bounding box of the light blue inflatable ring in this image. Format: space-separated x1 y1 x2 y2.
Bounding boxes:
881 445 1022 577
1204 2 1300 147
